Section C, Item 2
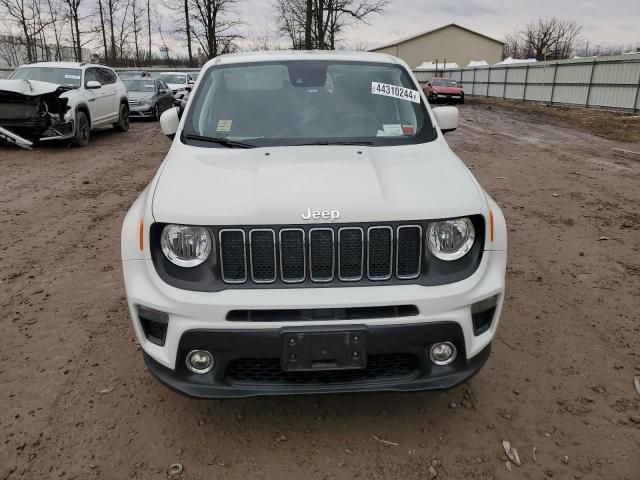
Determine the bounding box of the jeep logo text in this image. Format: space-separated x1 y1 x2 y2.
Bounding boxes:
301 208 340 221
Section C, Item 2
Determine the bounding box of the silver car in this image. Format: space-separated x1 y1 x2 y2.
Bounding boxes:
122 77 174 120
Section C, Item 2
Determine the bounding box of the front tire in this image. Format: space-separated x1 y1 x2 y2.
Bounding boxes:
72 111 90 146
459 95 465 105
152 102 160 121
113 103 130 132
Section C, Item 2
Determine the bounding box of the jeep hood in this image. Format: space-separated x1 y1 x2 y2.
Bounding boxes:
152 141 484 225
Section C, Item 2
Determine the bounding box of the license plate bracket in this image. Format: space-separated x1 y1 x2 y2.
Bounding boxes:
281 328 366 372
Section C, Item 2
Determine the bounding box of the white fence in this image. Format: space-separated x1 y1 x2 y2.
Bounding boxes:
413 54 640 113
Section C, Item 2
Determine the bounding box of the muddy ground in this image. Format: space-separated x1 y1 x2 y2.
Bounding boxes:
1 104 639 480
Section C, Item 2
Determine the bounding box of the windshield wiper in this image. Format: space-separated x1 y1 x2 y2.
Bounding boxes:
183 133 256 149
292 140 374 146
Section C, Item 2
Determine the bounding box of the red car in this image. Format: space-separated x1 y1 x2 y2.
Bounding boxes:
423 78 464 104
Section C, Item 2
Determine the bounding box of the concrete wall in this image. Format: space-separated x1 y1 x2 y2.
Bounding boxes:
373 25 503 69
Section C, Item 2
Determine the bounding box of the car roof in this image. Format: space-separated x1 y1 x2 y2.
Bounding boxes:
19 61 113 70
206 50 400 68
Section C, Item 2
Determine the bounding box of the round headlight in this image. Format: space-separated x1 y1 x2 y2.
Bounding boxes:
161 224 212 267
426 217 475 261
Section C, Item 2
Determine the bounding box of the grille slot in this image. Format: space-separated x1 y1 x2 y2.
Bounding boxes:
279 229 305 283
309 228 334 282
367 226 393 280
226 353 419 385
226 305 419 322
338 228 363 281
219 229 247 283
396 226 422 279
249 229 276 283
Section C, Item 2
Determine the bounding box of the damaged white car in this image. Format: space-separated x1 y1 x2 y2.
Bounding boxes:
0 62 130 148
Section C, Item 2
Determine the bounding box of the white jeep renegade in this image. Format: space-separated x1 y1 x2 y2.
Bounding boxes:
121 51 507 398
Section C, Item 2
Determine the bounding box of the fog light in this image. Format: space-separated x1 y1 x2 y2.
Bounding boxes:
429 342 457 365
186 350 214 374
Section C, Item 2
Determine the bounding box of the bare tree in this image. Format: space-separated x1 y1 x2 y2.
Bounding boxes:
304 0 312 49
65 0 83 61
275 0 387 50
274 0 306 49
96 0 109 61
0 32 24 66
188 0 241 59
0 0 52 62
520 17 582 60
503 30 523 59
46 0 64 60
146 0 151 62
130 0 145 62
162 0 194 66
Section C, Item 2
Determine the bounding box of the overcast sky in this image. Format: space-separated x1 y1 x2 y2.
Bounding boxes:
235 0 640 51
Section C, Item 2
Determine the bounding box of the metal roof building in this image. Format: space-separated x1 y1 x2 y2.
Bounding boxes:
370 23 504 70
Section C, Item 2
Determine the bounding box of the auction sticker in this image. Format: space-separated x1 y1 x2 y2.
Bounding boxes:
216 120 232 132
371 82 420 103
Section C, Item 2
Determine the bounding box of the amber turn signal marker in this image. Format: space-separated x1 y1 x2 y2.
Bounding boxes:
489 209 494 242
139 218 144 251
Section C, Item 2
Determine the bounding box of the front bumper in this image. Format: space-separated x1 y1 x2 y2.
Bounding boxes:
144 323 492 398
123 248 506 397
129 106 154 117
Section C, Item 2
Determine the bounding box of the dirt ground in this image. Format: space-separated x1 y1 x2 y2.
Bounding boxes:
468 97 640 143
1 106 639 480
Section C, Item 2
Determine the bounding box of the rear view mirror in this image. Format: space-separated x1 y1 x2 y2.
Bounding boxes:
432 106 459 134
160 107 180 139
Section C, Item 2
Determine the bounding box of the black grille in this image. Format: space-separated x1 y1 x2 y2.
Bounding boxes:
216 224 426 285
338 228 363 280
225 353 419 385
279 229 305 282
397 226 422 279
250 230 276 282
219 230 247 282
368 227 393 279
309 229 334 282
226 305 419 322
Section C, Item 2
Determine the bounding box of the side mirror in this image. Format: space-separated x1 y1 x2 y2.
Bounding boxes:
160 107 179 139
86 80 101 89
433 106 459 134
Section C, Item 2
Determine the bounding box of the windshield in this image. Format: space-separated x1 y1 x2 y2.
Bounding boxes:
158 73 186 84
432 79 459 87
123 79 156 92
183 60 436 147
120 71 144 78
10 67 82 87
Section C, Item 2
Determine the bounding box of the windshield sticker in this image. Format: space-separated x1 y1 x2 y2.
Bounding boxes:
382 124 403 136
145 84 154 88
402 125 415 135
65 74 81 80
216 120 232 132
371 82 420 103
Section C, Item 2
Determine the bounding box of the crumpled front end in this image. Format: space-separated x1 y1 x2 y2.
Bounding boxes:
0 81 73 147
